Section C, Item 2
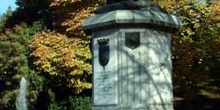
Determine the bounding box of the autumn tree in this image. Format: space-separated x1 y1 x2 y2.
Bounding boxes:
208 0 220 23
30 31 92 94
153 0 220 99
30 0 104 94
50 0 104 37
0 21 45 110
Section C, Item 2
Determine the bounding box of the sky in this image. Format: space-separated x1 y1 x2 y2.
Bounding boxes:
0 0 17 16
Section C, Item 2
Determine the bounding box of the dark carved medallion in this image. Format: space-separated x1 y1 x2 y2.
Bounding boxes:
98 38 110 68
125 32 140 49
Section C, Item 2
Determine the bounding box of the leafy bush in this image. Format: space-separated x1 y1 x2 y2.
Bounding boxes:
30 31 92 94
47 88 91 110
68 96 91 110
0 21 44 109
48 96 91 110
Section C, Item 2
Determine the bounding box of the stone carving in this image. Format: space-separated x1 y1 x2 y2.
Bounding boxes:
106 0 125 5
83 0 181 109
106 0 145 5
98 38 109 68
93 34 118 106
125 32 140 50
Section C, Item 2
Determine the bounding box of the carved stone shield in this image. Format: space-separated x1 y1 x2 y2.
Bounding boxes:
125 32 140 50
98 38 110 67
99 45 110 67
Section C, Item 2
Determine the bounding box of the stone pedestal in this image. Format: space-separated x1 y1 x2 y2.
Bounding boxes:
83 1 181 110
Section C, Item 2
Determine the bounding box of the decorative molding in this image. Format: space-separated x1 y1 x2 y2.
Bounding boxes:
98 38 109 46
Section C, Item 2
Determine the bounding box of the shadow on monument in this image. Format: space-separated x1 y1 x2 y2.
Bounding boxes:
83 1 197 110
118 30 172 110
92 29 220 110
91 28 173 110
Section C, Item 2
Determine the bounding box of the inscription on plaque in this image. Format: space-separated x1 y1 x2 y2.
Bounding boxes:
94 70 118 105
93 35 118 106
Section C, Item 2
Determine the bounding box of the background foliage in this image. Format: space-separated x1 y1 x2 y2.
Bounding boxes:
30 31 92 94
0 21 44 109
153 0 220 99
29 0 104 94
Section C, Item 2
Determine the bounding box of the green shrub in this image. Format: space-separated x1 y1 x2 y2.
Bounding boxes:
68 96 91 110
47 94 91 110
0 21 44 110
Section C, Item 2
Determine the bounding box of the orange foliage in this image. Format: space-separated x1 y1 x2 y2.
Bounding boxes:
154 0 220 98
50 0 104 37
30 0 105 94
208 0 220 23
30 0 220 96
30 31 92 93
152 0 180 13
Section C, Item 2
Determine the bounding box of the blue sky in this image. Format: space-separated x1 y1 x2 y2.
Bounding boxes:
0 0 17 15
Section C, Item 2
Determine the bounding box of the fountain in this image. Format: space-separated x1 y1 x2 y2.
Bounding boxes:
16 77 27 110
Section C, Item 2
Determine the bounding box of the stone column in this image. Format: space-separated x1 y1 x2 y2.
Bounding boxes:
83 1 181 110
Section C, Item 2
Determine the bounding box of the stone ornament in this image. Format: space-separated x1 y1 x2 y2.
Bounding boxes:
98 38 110 68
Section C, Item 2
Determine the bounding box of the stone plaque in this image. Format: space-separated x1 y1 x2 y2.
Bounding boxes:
93 34 118 106
94 70 118 105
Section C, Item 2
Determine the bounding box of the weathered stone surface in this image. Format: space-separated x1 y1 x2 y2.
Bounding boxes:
83 10 181 34
118 29 173 110
83 2 181 110
93 30 118 106
91 28 175 110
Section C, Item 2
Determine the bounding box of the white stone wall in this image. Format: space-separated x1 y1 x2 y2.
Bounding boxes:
93 29 119 106
92 29 173 110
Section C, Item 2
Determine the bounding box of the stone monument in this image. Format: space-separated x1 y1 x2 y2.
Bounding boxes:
83 0 181 110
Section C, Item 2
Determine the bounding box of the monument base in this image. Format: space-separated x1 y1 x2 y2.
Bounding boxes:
83 2 181 110
93 104 174 110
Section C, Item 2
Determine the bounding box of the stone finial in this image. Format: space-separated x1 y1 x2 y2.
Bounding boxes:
106 0 126 5
106 0 148 5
